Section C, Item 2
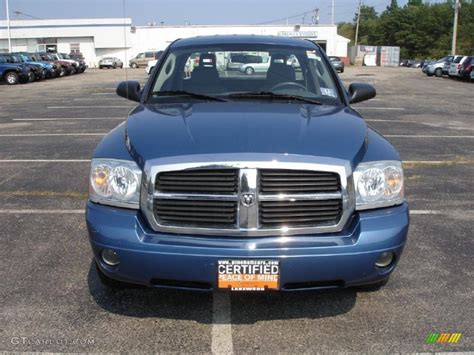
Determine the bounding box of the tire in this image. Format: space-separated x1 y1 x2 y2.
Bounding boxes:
355 277 390 292
131 62 138 69
59 67 66 77
340 68 344 73
95 263 132 290
113 64 117 69
120 64 123 69
99 65 103 69
27 71 35 82
427 73 433 77
434 68 442 77
245 66 254 75
4 71 19 85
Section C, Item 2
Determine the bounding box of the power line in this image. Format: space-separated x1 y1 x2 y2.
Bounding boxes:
254 8 319 25
13 10 42 19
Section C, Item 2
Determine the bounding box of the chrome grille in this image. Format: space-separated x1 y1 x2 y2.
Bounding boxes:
260 169 340 193
143 156 354 237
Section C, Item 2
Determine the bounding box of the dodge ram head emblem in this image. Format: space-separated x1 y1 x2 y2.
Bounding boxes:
241 193 256 207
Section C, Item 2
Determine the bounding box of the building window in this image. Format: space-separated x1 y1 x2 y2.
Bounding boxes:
70 43 81 54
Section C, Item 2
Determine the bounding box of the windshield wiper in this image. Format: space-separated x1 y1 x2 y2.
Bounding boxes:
152 90 227 102
227 92 323 105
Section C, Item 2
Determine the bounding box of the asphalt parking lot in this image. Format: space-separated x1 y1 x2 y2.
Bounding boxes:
0 67 473 352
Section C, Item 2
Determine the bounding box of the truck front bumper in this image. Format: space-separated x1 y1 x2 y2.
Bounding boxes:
86 202 409 291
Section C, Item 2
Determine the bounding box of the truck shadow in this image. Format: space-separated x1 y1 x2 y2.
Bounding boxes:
87 261 357 324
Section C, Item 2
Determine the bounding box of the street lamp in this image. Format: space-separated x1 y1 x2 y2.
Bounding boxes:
5 0 12 52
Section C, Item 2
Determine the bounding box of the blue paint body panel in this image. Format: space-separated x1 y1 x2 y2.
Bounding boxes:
87 202 409 290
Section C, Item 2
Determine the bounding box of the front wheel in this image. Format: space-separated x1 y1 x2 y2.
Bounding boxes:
59 67 66 77
131 62 138 69
5 71 19 85
245 67 254 75
27 71 35 82
434 68 442 77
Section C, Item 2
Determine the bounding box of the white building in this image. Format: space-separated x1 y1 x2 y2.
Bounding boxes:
0 18 350 68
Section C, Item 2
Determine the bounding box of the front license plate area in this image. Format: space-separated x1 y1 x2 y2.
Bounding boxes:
217 260 280 291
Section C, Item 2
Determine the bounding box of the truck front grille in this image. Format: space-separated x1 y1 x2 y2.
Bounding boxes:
146 161 352 237
259 199 342 228
260 169 340 193
155 169 238 194
154 199 238 228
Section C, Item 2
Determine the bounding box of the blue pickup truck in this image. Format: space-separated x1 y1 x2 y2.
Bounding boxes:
86 35 409 292
0 56 30 85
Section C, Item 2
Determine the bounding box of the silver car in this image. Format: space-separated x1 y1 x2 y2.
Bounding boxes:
98 57 123 69
239 57 271 75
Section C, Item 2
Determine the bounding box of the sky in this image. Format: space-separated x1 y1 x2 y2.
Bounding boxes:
1 0 446 26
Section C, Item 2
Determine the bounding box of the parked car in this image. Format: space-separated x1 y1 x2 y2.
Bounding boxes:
328 56 345 73
14 52 56 79
400 59 415 67
129 51 160 68
145 52 165 74
87 35 408 292
68 53 88 72
99 57 123 69
29 53 60 78
59 53 86 73
459 56 473 81
443 55 462 75
0 54 39 82
146 59 157 74
239 56 271 75
227 53 263 71
449 55 469 78
425 57 451 77
38 52 73 77
0 56 30 85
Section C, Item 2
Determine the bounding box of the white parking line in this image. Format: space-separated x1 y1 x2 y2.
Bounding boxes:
0 209 84 214
410 210 442 215
0 133 106 137
386 135 474 139
48 105 134 109
13 118 124 121
366 119 416 123
73 98 126 101
355 107 406 111
212 292 233 355
0 159 90 163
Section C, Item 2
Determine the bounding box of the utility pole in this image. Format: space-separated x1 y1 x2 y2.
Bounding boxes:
354 0 362 48
331 0 335 25
5 0 12 52
451 0 460 55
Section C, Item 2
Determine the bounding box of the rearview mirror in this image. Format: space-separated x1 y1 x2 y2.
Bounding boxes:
348 83 376 104
117 81 141 102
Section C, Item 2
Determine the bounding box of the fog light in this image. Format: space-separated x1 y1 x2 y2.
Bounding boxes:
375 252 394 268
102 249 120 266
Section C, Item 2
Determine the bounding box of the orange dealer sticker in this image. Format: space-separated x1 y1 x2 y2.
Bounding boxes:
217 260 280 291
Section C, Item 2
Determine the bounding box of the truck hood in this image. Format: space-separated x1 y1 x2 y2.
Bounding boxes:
126 102 368 167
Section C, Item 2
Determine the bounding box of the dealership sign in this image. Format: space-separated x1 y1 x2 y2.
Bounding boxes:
278 31 318 38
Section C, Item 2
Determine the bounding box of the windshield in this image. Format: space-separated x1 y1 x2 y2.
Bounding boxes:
148 44 341 105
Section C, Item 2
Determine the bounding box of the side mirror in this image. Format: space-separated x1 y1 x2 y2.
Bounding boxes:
117 81 141 102
348 83 376 104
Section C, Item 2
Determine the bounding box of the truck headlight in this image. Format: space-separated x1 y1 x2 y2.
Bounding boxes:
89 159 142 209
353 161 404 210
